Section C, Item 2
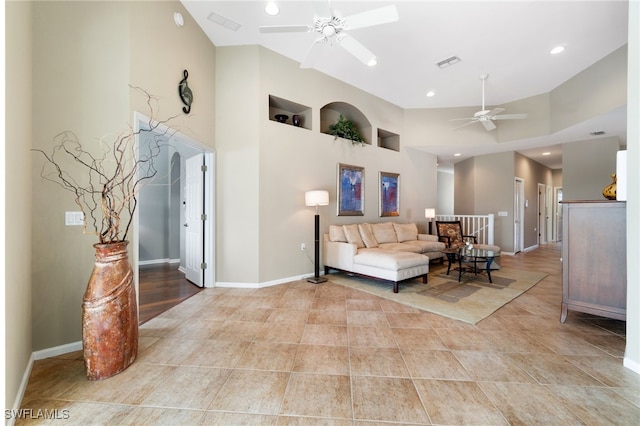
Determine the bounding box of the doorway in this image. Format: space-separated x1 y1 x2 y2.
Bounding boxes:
537 183 546 245
133 112 215 321
514 178 524 253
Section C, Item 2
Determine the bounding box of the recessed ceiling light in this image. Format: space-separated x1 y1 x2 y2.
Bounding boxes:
550 45 566 55
367 58 378 67
542 152 551 156
426 90 436 97
265 2 279 16
173 12 184 27
454 153 461 157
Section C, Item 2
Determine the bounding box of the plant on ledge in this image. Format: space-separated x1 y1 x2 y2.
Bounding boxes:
328 114 366 146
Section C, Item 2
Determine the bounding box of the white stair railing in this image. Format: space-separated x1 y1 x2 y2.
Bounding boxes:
435 214 495 245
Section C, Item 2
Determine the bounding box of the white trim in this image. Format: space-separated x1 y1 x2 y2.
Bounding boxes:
523 244 539 253
7 353 35 426
624 356 640 376
216 273 320 289
33 341 82 360
138 258 181 266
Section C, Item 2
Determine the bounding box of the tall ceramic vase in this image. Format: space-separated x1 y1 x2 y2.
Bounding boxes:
82 241 138 380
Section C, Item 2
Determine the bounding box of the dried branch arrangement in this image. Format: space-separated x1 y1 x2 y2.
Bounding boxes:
33 87 180 244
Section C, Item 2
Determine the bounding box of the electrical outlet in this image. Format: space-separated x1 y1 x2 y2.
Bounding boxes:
300 243 306 251
65 211 84 226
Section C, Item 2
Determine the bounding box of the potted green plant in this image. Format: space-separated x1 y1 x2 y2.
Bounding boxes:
328 114 366 146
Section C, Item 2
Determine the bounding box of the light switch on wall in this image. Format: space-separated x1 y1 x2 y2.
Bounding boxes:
65 211 84 226
498 211 508 217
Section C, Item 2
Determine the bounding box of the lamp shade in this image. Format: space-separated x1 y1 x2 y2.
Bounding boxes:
424 208 436 219
305 190 329 207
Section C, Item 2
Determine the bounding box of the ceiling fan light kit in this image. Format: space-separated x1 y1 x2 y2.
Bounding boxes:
451 74 528 131
259 4 398 67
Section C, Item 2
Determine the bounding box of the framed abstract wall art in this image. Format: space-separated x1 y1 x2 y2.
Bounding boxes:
379 171 399 217
337 163 364 216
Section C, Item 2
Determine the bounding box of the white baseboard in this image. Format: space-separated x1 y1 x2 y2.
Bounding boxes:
8 353 35 426
138 258 180 266
9 342 82 426
216 272 319 289
33 341 82 360
624 356 640 376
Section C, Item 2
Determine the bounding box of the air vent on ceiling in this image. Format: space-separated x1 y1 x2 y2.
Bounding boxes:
208 11 241 31
590 131 606 136
436 56 461 69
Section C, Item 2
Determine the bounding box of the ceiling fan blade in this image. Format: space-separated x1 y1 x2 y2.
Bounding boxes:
482 120 497 131
451 120 478 131
344 5 399 30
492 113 529 120
450 117 475 122
259 25 310 33
485 108 505 118
299 38 326 69
337 34 376 66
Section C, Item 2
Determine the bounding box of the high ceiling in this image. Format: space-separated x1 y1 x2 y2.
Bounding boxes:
181 0 629 170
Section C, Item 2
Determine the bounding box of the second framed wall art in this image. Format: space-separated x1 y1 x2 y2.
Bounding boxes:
379 171 399 217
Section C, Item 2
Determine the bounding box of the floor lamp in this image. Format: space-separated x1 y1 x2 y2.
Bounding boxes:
305 190 329 284
425 208 436 235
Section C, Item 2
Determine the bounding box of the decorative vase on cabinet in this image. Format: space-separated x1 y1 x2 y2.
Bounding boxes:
602 173 617 200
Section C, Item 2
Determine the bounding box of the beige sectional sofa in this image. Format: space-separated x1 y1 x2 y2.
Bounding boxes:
323 222 446 293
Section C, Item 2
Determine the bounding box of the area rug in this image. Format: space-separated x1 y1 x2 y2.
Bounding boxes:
330 266 547 324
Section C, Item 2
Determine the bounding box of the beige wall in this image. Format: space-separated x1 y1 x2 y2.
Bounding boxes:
551 45 627 133
5 0 34 410
215 46 438 284
562 136 621 201
30 1 215 351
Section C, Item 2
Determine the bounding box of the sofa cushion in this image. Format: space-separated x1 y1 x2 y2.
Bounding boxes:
393 223 418 242
378 242 423 253
403 240 446 253
358 223 379 248
354 250 429 271
329 225 347 242
343 224 365 248
371 222 397 244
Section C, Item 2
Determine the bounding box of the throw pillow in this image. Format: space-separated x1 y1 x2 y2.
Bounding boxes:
371 222 397 244
393 223 418 242
343 224 365 248
358 223 379 248
329 225 347 242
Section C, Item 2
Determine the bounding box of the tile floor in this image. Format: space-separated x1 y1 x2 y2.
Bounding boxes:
17 243 640 425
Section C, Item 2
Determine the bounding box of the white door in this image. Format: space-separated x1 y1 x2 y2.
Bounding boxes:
184 154 204 287
514 178 524 253
538 183 546 244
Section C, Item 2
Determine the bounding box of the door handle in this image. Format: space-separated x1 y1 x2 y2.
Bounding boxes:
184 223 188 227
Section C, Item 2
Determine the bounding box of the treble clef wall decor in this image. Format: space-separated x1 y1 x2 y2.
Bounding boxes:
178 69 193 114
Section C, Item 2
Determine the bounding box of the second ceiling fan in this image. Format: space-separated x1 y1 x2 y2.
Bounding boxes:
451 74 528 131
259 4 398 68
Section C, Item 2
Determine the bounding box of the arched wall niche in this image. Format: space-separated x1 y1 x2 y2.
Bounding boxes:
320 101 372 145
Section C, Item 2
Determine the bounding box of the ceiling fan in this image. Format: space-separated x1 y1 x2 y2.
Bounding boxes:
451 74 528 131
259 4 399 68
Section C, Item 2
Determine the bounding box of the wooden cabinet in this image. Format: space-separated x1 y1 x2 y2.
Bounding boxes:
561 200 626 322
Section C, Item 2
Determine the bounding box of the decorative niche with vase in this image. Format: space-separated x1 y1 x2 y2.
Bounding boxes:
31 87 172 381
268 94 311 130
